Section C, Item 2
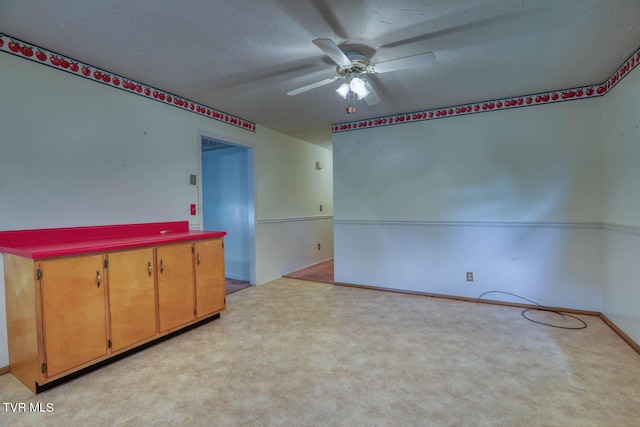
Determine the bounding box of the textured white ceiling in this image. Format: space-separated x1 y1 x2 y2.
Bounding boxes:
1 0 639 149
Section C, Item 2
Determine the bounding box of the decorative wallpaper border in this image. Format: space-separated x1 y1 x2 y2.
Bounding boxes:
332 46 640 133
3 30 638 137
0 33 256 132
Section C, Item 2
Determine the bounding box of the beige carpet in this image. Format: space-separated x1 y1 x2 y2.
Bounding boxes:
1 278 640 426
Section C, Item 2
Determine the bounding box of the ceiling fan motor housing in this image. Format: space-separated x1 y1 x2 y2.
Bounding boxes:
337 51 372 76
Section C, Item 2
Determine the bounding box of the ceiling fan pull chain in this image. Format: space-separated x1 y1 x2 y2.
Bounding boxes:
346 90 356 114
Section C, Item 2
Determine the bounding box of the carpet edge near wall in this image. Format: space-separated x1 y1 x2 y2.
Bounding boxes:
334 281 640 356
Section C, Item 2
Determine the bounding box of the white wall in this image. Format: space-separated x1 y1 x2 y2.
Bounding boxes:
257 217 334 283
334 99 604 309
254 125 334 283
0 52 334 366
335 222 602 309
601 64 640 344
255 126 333 221
334 103 602 223
203 147 251 281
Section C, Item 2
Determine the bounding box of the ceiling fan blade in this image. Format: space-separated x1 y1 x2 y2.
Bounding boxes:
379 7 532 49
287 76 341 96
310 0 348 39
312 38 352 67
373 52 435 74
363 80 381 106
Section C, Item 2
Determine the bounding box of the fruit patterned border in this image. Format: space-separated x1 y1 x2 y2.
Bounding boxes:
332 46 640 133
0 33 256 132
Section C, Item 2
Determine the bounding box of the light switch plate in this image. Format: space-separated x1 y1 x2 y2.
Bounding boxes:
190 174 197 185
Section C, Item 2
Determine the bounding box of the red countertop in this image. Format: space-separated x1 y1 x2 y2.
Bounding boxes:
0 221 226 259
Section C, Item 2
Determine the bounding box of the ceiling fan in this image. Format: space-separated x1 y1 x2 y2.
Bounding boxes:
287 38 436 113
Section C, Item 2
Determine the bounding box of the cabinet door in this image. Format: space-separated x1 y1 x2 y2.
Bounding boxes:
40 255 107 377
156 243 195 332
107 248 157 351
194 238 225 318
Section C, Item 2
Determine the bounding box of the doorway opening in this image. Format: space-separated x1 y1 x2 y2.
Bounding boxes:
198 135 256 294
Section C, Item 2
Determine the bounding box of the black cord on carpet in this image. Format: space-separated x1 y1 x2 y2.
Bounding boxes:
476 290 587 330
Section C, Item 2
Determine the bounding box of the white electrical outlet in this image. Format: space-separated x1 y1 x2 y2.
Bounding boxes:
466 272 474 282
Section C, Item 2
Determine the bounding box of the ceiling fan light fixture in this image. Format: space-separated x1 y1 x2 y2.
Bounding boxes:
350 77 369 100
336 82 350 99
335 77 369 101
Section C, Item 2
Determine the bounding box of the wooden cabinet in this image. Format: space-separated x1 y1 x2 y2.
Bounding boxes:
40 254 108 377
107 248 157 351
2 235 225 393
195 238 226 318
157 243 195 332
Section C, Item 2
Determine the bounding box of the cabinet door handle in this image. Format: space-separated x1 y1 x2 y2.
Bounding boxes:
96 271 102 288
160 259 164 274
148 261 152 277
197 253 201 265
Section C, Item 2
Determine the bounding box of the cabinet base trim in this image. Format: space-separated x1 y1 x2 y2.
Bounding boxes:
0 366 9 376
33 313 220 394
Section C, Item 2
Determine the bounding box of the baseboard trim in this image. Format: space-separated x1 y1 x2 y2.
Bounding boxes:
283 258 334 277
0 365 9 376
333 281 600 316
334 281 640 355
599 313 640 355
